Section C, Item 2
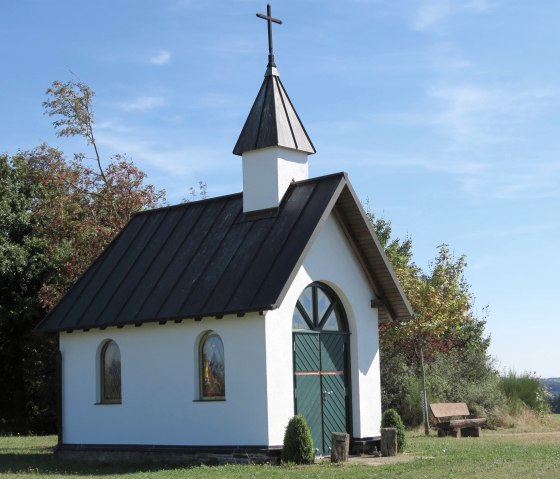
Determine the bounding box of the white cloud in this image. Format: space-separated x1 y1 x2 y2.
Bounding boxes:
431 86 492 141
429 85 558 144
413 0 491 32
117 96 166 112
149 50 172 65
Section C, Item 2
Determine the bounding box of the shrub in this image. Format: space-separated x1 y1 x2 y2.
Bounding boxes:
281 415 314 464
427 350 506 425
500 371 550 417
380 349 423 427
381 409 406 452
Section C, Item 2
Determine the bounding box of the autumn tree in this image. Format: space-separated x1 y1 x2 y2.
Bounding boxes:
367 208 494 431
0 79 166 433
40 79 165 307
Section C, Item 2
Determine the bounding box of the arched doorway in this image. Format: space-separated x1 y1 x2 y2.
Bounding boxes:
292 282 351 455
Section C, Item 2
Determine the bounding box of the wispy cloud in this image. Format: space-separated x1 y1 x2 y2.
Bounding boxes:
430 85 493 142
95 126 240 201
117 96 166 112
149 50 172 65
430 85 558 144
413 0 491 32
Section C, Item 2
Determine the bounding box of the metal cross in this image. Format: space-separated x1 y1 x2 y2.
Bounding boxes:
256 4 282 67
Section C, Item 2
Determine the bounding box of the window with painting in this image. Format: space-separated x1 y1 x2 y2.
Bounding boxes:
100 340 122 404
199 332 225 400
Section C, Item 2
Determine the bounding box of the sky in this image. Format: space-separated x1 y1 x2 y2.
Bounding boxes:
2 0 559 377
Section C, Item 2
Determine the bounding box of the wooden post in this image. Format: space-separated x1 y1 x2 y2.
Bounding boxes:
419 344 430 437
330 432 349 463
380 428 397 456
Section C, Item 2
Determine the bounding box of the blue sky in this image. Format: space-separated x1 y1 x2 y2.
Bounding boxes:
2 0 559 377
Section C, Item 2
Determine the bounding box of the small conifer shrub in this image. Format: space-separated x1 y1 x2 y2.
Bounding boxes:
381 408 406 452
281 415 315 464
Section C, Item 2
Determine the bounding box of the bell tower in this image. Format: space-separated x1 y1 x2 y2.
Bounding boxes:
233 4 316 213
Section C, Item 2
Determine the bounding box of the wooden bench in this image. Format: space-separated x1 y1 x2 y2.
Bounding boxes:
429 403 487 438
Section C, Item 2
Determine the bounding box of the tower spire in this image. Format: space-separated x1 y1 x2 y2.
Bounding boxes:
235 4 315 212
256 3 282 68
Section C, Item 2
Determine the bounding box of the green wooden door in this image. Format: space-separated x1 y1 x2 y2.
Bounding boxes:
294 332 348 454
292 283 351 455
320 333 347 453
294 333 323 450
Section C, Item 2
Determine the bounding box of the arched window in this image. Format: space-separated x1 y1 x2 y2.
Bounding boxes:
292 283 346 332
100 340 121 404
199 332 225 400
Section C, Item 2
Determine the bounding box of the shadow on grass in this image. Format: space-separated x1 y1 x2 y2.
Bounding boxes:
0 452 198 476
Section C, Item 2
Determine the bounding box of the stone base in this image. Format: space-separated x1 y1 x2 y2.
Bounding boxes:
55 444 282 465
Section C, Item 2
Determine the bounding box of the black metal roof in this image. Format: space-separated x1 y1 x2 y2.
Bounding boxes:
35 173 412 333
233 65 315 156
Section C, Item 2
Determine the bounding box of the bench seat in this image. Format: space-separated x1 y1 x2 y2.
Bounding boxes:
430 403 487 438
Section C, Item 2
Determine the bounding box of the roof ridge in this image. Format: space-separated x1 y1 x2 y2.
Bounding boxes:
133 192 243 217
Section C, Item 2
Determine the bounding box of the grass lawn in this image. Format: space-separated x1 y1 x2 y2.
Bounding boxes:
2 417 560 479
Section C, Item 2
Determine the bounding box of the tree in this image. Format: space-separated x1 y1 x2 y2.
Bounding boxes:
40 79 165 307
0 153 59 433
0 79 166 433
367 207 490 432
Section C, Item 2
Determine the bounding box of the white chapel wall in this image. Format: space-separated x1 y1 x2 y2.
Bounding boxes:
264 212 382 445
60 314 269 446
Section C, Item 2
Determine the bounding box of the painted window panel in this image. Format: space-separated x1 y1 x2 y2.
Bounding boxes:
200 332 225 399
100 340 121 403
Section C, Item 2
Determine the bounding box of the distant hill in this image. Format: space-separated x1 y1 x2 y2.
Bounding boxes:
541 378 560 396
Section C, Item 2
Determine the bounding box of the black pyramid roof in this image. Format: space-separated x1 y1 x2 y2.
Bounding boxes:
233 65 316 156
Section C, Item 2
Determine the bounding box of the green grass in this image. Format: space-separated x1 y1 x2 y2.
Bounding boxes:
3 419 560 478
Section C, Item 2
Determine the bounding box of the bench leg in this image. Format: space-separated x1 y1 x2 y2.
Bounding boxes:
450 428 461 438
461 426 481 438
438 428 461 438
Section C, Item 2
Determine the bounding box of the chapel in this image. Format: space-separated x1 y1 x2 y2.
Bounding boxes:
36 4 413 463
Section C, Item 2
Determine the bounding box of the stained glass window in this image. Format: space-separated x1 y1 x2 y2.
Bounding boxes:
100 340 121 403
200 332 225 399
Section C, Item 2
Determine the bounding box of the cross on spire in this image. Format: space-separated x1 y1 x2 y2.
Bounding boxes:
256 3 282 67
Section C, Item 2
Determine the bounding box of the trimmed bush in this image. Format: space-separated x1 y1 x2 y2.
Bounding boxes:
282 415 314 464
381 409 406 452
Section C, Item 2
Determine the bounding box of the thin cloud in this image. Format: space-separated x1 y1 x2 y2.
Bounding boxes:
413 0 491 32
431 86 493 142
149 50 172 65
117 96 166 112
430 85 559 144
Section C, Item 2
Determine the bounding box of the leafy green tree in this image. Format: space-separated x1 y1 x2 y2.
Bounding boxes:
0 154 59 433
